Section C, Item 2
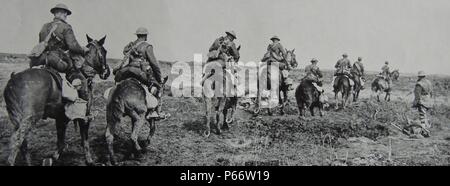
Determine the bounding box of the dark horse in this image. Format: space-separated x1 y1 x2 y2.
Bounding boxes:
255 49 297 115
333 74 352 109
351 73 364 102
3 35 110 166
105 76 168 165
295 79 326 117
371 70 399 102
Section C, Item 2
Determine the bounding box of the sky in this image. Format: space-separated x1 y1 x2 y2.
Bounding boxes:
1 0 450 75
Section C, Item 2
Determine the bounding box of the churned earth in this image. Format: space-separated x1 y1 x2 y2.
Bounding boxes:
0 54 449 166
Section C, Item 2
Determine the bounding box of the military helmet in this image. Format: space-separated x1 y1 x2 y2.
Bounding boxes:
135 27 149 35
385 61 389 64
418 71 426 77
225 31 237 39
50 3 72 15
311 58 318 63
270 36 280 41
358 57 362 61
342 53 348 57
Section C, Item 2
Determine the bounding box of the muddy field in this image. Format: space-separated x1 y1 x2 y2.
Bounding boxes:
1 55 450 166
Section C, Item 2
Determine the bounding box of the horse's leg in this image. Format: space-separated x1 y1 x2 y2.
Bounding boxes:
8 117 33 166
130 111 145 155
222 105 230 130
77 119 94 165
319 104 324 117
20 137 32 166
105 117 119 165
310 105 315 117
216 98 226 135
53 117 69 162
279 90 285 115
204 98 211 137
145 119 156 150
334 91 339 110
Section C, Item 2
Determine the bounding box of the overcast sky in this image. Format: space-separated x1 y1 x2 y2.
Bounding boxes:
1 0 450 75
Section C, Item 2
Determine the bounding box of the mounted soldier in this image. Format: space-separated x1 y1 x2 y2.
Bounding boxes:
332 53 354 91
29 3 91 119
261 36 292 89
381 61 391 82
203 31 240 86
303 58 324 93
411 71 433 138
112 27 167 120
351 57 365 89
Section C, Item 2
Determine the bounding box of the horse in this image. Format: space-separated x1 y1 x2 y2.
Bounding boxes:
104 76 168 165
3 35 110 166
333 74 352 109
295 79 327 118
391 69 400 81
255 49 297 115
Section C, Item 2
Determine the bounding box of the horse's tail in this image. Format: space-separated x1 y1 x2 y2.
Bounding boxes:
371 78 379 92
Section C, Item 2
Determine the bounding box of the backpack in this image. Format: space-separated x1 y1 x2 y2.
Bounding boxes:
28 24 59 59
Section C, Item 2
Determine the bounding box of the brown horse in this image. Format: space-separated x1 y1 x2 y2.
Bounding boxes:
371 70 399 102
295 79 327 117
333 74 352 109
3 35 110 166
105 76 168 165
255 49 297 115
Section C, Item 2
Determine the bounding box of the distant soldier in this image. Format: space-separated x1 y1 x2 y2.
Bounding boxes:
351 57 365 89
261 36 292 89
303 58 324 92
380 61 392 88
332 53 354 90
113 27 166 119
30 3 90 117
411 71 433 137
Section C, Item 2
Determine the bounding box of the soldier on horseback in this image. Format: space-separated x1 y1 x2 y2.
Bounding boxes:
351 57 365 89
112 27 167 120
303 58 324 93
29 3 91 119
202 31 240 90
380 61 392 88
261 36 292 89
411 71 433 138
332 53 354 91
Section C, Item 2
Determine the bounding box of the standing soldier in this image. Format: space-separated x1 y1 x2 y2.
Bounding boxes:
411 71 433 138
332 53 354 90
303 58 324 92
113 27 166 120
351 57 365 89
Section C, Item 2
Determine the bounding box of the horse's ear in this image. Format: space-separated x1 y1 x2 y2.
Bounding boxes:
163 76 169 84
237 45 241 51
86 34 93 43
98 35 106 46
292 48 295 53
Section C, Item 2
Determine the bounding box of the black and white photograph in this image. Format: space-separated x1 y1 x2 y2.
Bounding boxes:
0 0 449 175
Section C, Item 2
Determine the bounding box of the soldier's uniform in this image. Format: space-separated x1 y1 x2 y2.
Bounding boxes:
30 4 89 102
113 27 165 119
303 59 324 92
207 31 240 64
332 54 354 89
412 71 433 136
380 62 392 88
261 36 292 90
351 58 365 89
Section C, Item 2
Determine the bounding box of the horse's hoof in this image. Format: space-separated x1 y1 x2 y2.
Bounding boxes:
203 130 211 138
42 158 53 166
221 124 230 130
226 118 234 124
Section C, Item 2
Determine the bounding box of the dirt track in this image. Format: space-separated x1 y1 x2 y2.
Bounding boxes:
1 58 450 166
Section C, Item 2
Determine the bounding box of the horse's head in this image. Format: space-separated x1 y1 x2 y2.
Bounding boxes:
86 34 110 80
285 49 298 68
390 69 399 81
